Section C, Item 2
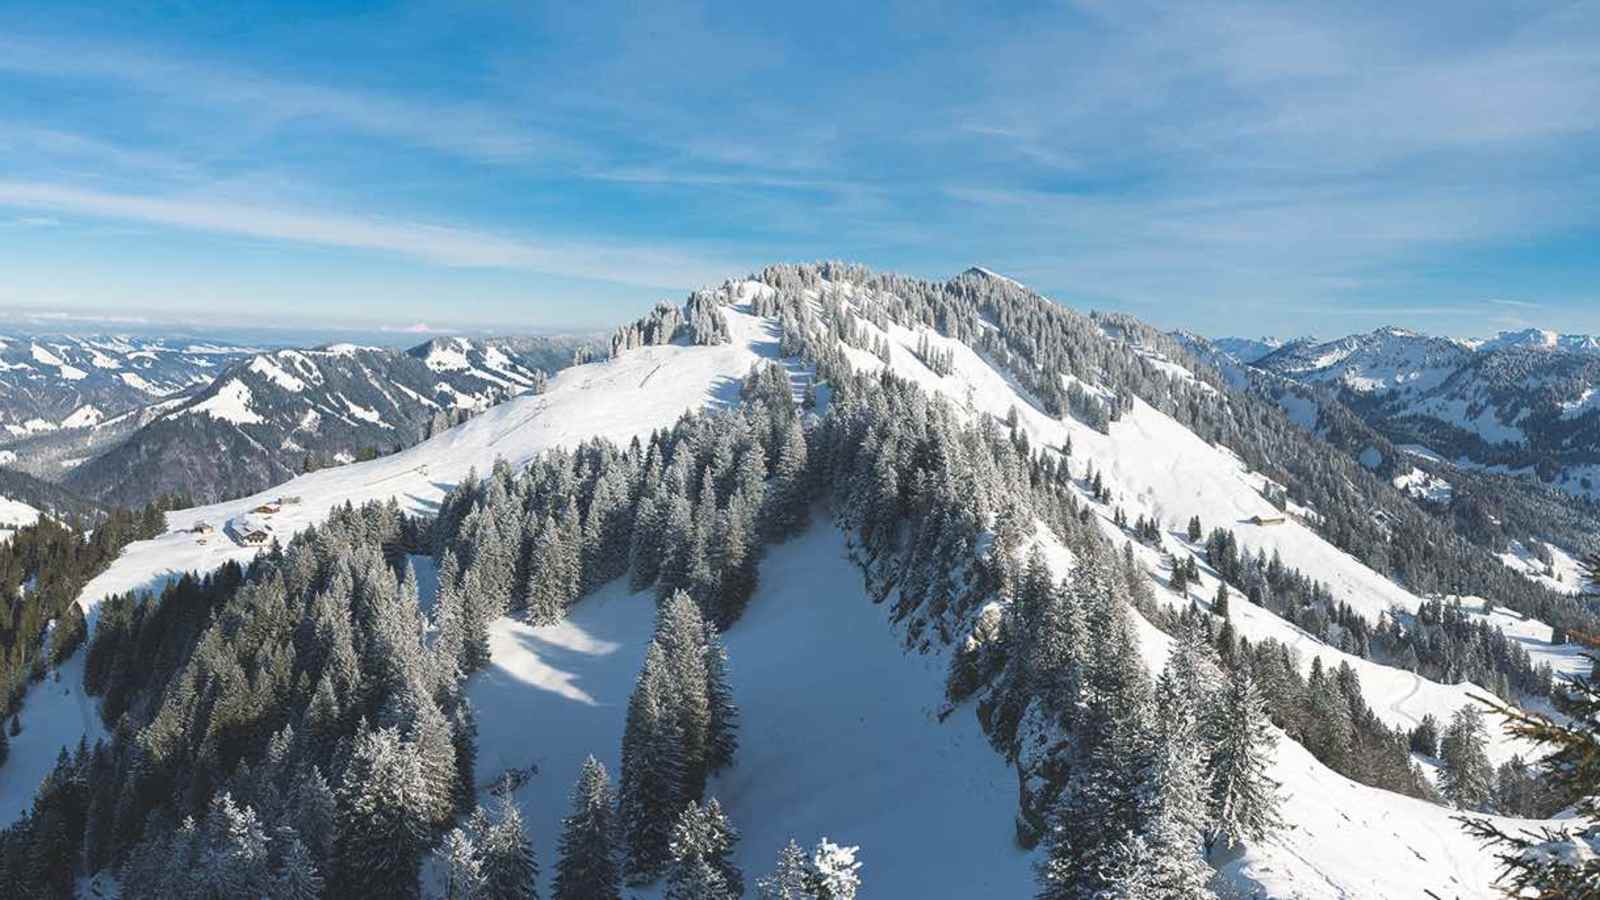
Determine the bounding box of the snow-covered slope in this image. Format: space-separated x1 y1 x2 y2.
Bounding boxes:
0 639 107 826
0 494 40 535
0 302 778 833
1255 327 1472 396
61 337 589 507
62 302 782 629
0 276 1573 897
470 523 1036 898
1243 327 1600 502
0 333 255 439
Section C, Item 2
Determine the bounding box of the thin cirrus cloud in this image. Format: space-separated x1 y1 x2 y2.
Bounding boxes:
0 34 558 166
0 2 1595 336
0 181 739 290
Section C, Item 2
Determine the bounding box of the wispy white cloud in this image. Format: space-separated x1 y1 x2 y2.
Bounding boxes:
0 3 1595 336
1 214 60 227
0 35 560 165
0 180 740 289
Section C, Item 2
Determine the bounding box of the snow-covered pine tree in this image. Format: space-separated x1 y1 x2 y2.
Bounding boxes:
619 643 685 885
274 836 324 900
1459 678 1600 894
666 798 743 900
769 417 810 539
1039 573 1155 899
285 765 337 870
1305 658 1354 774
1134 664 1218 898
554 755 621 900
656 492 698 600
478 796 539 900
630 495 665 590
393 683 460 829
808 839 862 900
582 465 633 590
656 590 714 801
525 513 569 626
200 792 273 898
703 621 739 774
331 724 432 899
436 827 485 900
713 490 758 627
1439 705 1493 811
1205 665 1283 855
756 840 814 900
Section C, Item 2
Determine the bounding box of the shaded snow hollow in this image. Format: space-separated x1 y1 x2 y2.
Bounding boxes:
467 524 1036 898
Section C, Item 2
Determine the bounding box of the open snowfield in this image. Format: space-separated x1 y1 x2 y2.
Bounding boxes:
0 639 106 826
1499 538 1591 596
468 523 1038 898
0 494 40 534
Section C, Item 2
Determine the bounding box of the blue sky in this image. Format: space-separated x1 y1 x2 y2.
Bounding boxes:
1 1 1596 339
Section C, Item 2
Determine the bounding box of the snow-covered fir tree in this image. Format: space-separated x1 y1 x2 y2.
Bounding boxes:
807 839 862 900
755 840 814 900
477 797 539 900
619 643 686 884
665 798 743 900
554 756 621 900
436 827 485 900
1204 666 1283 854
332 724 432 899
1440 705 1494 811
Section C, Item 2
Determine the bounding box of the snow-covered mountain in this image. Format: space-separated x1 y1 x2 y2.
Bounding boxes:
1211 335 1299 365
1252 326 1474 395
60 336 600 506
1227 326 1600 500
1 267 1586 898
1473 327 1600 355
0 333 256 442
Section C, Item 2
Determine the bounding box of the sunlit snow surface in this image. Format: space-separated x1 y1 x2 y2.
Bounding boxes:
0 282 1575 896
468 524 1037 899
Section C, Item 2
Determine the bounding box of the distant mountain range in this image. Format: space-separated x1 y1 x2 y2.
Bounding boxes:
1207 325 1600 499
0 332 604 509
0 333 257 438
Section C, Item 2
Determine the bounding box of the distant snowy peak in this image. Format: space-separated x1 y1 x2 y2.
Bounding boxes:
1227 322 1600 501
1254 326 1472 395
0 333 257 439
407 336 548 390
958 266 1026 289
1474 328 1600 356
64 333 605 507
1212 336 1304 364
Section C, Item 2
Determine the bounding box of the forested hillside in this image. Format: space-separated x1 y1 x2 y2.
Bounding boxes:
0 264 1587 898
